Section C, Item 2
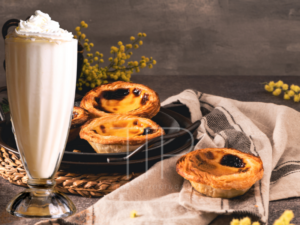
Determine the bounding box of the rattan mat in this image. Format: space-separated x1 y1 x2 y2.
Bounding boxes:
0 147 141 197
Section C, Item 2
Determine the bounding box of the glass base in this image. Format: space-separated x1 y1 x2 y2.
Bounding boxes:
6 188 76 218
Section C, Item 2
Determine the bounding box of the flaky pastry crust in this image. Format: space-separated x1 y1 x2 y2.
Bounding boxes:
80 81 160 118
176 148 264 191
79 115 165 146
189 181 250 198
68 107 90 142
71 106 90 129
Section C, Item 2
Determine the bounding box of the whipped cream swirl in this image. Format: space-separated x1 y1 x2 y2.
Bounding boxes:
15 10 73 40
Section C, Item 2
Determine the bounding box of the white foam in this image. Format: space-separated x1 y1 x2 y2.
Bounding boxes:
14 10 73 41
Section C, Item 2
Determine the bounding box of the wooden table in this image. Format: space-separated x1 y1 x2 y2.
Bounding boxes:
0 75 299 225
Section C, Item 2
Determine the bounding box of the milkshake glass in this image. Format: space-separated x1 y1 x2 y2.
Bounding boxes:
4 10 76 218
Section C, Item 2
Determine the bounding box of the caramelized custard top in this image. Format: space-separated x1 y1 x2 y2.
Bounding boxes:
98 88 149 113
189 150 248 176
93 118 155 138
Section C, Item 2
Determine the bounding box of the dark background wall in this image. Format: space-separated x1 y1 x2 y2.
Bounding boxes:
1 0 300 86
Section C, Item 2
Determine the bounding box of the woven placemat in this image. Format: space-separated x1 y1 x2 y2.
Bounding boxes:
0 147 142 198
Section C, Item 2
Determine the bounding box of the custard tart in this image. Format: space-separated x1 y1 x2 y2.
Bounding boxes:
79 115 165 153
176 148 264 198
80 81 160 118
68 106 90 142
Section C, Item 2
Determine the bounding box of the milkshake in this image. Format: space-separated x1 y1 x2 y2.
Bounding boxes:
5 10 77 218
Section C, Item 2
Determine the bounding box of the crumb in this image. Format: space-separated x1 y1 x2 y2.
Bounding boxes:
254 205 258 207
73 150 81 152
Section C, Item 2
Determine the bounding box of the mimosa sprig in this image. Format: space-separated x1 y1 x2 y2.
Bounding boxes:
74 21 156 91
230 210 294 225
264 80 300 102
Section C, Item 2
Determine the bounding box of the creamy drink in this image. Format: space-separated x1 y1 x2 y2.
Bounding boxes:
5 11 77 178
5 10 77 218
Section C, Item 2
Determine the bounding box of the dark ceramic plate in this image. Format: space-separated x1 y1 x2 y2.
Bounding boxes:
0 109 180 160
59 107 195 173
0 107 195 173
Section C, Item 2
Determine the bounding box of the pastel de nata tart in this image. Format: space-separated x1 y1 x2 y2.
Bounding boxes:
68 106 90 142
176 148 264 198
79 115 165 153
80 81 160 118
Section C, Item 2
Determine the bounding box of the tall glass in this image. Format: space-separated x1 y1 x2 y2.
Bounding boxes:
4 25 77 218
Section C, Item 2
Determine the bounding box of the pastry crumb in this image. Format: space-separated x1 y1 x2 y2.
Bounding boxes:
73 149 81 152
254 205 258 207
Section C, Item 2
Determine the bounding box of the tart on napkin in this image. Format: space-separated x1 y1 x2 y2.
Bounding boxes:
80 81 160 118
68 106 90 142
176 148 264 198
79 115 165 153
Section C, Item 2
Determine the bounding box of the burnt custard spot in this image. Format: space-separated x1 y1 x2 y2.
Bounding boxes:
239 168 249 173
133 88 141 96
94 97 102 110
141 93 149 105
102 89 130 100
195 154 204 166
205 151 214 160
142 127 154 135
194 154 214 169
100 125 106 133
220 154 245 168
133 120 138 126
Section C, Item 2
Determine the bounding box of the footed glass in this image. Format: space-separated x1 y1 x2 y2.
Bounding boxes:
6 179 75 218
4 18 77 218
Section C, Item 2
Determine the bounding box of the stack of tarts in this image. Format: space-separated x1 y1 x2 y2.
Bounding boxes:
69 81 164 154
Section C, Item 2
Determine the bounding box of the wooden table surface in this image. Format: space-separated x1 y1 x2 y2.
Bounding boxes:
0 75 299 225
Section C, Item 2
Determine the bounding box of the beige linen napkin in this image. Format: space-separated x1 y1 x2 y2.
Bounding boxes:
37 89 300 225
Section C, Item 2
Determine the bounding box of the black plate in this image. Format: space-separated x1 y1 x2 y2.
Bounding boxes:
0 110 180 162
0 107 195 173
59 107 195 173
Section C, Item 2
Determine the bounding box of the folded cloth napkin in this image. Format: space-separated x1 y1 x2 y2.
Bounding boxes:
37 89 300 225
